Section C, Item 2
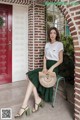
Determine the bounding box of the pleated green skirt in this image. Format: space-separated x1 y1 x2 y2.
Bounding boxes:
26 60 58 102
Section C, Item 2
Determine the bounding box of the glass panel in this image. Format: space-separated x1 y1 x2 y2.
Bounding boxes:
46 5 71 37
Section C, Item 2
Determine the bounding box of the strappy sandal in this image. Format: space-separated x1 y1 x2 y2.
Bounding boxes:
32 99 44 113
14 106 31 118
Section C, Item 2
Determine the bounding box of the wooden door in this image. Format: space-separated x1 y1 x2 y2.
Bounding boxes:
0 4 12 84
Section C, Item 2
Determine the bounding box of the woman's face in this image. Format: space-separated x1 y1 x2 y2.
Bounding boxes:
50 29 57 42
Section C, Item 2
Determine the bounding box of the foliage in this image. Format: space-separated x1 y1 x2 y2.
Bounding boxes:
59 34 74 84
0 17 4 27
47 14 53 22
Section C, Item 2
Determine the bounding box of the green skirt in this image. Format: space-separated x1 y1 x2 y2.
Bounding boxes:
26 60 58 102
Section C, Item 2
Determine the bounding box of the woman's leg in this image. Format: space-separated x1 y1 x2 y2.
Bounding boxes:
25 75 41 105
33 86 41 103
32 86 42 111
17 80 34 115
22 81 34 107
22 80 41 108
16 76 42 115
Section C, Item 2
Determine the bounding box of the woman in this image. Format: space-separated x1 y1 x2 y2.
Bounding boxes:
15 27 64 117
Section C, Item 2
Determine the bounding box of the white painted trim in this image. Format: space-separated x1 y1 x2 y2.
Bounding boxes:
12 5 28 82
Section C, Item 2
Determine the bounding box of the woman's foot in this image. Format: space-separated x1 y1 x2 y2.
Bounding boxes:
32 98 44 113
14 106 31 118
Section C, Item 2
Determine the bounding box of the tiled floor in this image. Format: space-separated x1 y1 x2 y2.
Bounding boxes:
0 80 74 120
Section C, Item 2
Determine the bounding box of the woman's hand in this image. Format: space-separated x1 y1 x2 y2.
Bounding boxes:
47 67 53 74
42 68 48 74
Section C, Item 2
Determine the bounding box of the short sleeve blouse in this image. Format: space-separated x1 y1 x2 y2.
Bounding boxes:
45 41 64 61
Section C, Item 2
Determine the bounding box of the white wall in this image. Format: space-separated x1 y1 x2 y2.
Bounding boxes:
12 5 28 82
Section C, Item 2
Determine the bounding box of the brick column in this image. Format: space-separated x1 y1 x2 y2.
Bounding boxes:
28 3 46 70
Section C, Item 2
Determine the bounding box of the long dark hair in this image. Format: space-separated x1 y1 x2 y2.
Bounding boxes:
48 27 60 42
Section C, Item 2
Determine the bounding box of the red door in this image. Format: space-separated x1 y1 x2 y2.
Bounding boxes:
0 4 12 84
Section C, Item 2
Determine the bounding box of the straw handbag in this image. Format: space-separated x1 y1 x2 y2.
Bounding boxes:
39 71 57 88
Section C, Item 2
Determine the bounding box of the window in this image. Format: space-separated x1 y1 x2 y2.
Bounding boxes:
46 4 70 39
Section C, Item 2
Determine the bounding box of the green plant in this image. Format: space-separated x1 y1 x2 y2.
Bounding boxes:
0 17 4 27
59 34 74 84
47 14 53 22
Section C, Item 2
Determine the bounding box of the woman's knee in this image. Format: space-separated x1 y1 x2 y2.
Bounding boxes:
26 75 29 80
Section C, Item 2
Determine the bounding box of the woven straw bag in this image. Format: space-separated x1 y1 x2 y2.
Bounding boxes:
39 71 57 88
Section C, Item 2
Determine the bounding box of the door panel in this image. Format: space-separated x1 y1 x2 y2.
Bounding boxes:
0 4 12 84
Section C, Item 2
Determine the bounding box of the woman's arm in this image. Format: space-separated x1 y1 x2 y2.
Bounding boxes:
48 50 63 73
43 55 46 69
42 55 47 73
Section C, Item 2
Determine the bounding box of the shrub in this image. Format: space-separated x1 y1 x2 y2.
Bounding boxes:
59 34 74 84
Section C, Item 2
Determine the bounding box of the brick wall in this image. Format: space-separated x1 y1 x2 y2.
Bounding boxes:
28 1 80 120
28 4 46 70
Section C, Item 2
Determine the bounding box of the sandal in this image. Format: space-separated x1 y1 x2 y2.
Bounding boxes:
32 99 44 113
14 106 31 118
